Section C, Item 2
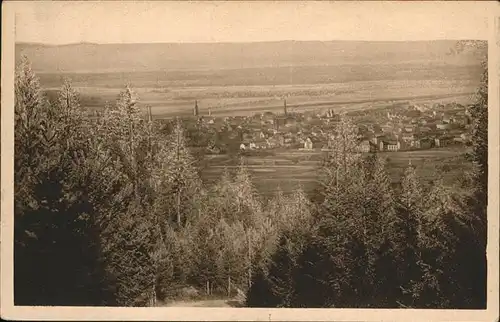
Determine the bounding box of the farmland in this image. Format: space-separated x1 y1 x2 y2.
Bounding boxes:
41 78 477 118
199 146 471 197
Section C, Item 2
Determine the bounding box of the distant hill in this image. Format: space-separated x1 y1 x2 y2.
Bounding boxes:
15 40 486 74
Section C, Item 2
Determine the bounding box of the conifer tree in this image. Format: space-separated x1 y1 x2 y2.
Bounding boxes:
154 119 202 227
95 86 164 306
468 61 488 230
233 160 263 227
394 164 426 307
454 60 488 309
358 154 399 306
14 58 109 305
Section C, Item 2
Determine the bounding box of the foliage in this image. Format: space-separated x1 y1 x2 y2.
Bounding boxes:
14 57 110 305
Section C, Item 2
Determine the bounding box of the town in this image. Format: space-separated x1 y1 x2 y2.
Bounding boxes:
160 99 473 155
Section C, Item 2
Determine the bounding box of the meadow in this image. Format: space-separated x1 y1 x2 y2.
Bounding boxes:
199 146 471 197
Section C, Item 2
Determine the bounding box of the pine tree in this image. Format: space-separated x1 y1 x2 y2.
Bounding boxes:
269 114 366 308
453 60 488 309
154 119 202 227
233 160 263 227
468 61 488 230
14 55 45 215
14 59 110 305
358 154 399 306
394 164 426 307
94 86 164 306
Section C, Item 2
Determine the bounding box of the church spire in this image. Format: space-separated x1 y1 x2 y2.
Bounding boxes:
194 100 199 116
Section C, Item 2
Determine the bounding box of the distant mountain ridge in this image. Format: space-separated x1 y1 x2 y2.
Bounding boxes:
16 40 486 74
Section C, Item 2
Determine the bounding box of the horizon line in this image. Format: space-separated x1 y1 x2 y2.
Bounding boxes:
15 38 488 47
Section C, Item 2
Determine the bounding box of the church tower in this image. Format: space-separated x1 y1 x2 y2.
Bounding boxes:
194 100 199 116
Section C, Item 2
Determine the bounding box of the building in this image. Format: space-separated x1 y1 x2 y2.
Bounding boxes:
194 100 199 116
380 140 401 152
401 134 415 143
436 123 451 130
382 125 393 133
419 138 433 149
434 136 453 147
304 138 313 150
370 134 385 146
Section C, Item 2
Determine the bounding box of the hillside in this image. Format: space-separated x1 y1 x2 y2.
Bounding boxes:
16 40 486 73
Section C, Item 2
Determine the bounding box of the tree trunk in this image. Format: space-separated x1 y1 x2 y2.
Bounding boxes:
247 233 252 289
176 126 181 226
177 191 181 226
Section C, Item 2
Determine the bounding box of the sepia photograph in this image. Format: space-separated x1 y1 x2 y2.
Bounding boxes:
1 1 499 321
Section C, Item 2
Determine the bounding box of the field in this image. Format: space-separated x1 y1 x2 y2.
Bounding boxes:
199 146 471 198
40 70 479 118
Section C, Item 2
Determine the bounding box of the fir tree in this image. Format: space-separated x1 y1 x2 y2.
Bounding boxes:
154 119 202 227
14 60 109 305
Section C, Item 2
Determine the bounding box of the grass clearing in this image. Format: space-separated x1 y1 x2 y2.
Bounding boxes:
199 147 470 198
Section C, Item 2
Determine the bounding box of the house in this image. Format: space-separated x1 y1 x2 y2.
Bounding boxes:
419 138 433 149
249 142 257 150
380 140 401 152
304 138 313 150
257 142 268 149
401 134 415 143
410 139 421 149
436 123 451 130
370 134 386 146
382 125 393 133
434 136 453 147
285 117 298 127
409 137 431 150
325 109 336 118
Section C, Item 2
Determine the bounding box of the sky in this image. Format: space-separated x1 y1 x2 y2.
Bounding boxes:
12 1 491 45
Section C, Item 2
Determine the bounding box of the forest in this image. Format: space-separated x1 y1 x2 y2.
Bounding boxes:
14 56 488 308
